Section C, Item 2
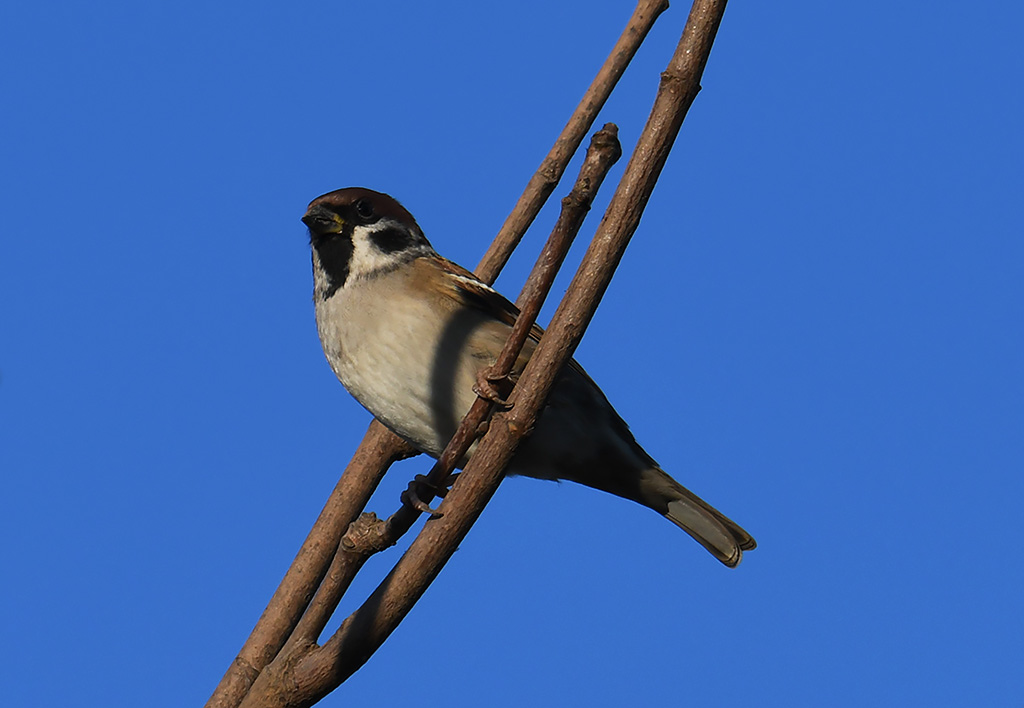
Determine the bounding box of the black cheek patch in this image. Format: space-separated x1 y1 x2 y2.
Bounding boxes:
314 233 354 299
369 226 415 254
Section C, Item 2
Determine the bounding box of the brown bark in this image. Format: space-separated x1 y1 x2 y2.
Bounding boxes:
207 1 731 706
475 0 671 284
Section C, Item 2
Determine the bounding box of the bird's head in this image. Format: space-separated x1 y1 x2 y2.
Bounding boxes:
303 187 435 299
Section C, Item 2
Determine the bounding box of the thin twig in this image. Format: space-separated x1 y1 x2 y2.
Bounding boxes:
208 7 671 703
205 424 414 708
208 0 731 704
387 123 623 530
475 0 669 284
269 124 622 674
280 2 732 700
509 0 732 449
270 127 623 705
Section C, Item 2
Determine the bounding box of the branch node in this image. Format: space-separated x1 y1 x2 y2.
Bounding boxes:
340 513 393 555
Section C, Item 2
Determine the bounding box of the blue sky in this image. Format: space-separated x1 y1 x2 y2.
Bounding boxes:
2 1 1021 706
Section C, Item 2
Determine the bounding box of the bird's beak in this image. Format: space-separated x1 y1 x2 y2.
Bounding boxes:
302 203 344 235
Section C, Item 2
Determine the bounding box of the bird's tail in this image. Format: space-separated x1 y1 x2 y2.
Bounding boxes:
641 467 756 568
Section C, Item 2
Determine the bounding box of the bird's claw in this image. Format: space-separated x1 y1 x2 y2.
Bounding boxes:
401 473 460 518
473 369 513 409
401 481 443 518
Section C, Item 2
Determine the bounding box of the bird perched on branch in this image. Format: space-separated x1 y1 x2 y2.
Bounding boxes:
302 187 756 567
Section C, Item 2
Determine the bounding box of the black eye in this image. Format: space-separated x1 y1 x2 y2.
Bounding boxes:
354 199 375 222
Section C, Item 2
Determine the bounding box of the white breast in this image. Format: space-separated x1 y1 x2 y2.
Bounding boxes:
314 267 488 457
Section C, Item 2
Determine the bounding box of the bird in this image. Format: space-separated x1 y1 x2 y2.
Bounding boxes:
302 187 756 567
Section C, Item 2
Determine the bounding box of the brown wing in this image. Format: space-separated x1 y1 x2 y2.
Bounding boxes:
429 256 592 383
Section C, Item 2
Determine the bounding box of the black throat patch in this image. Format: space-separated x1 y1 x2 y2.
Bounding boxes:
312 227 354 300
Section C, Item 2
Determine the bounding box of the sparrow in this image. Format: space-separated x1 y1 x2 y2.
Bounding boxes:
302 187 756 567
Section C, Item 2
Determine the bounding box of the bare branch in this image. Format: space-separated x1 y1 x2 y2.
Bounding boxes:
241 126 623 708
475 0 669 284
537 0 730 360
209 0 731 705
290 3 735 694
206 5 666 701
511 0 731 442
397 123 623 518
205 423 415 708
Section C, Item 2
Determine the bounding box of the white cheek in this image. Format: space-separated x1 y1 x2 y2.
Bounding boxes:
347 221 411 281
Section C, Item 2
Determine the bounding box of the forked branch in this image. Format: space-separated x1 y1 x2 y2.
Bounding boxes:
240 123 623 708
207 5 669 706
208 1 730 706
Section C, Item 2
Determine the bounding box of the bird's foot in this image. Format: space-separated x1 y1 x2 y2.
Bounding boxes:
400 473 460 518
473 368 513 409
